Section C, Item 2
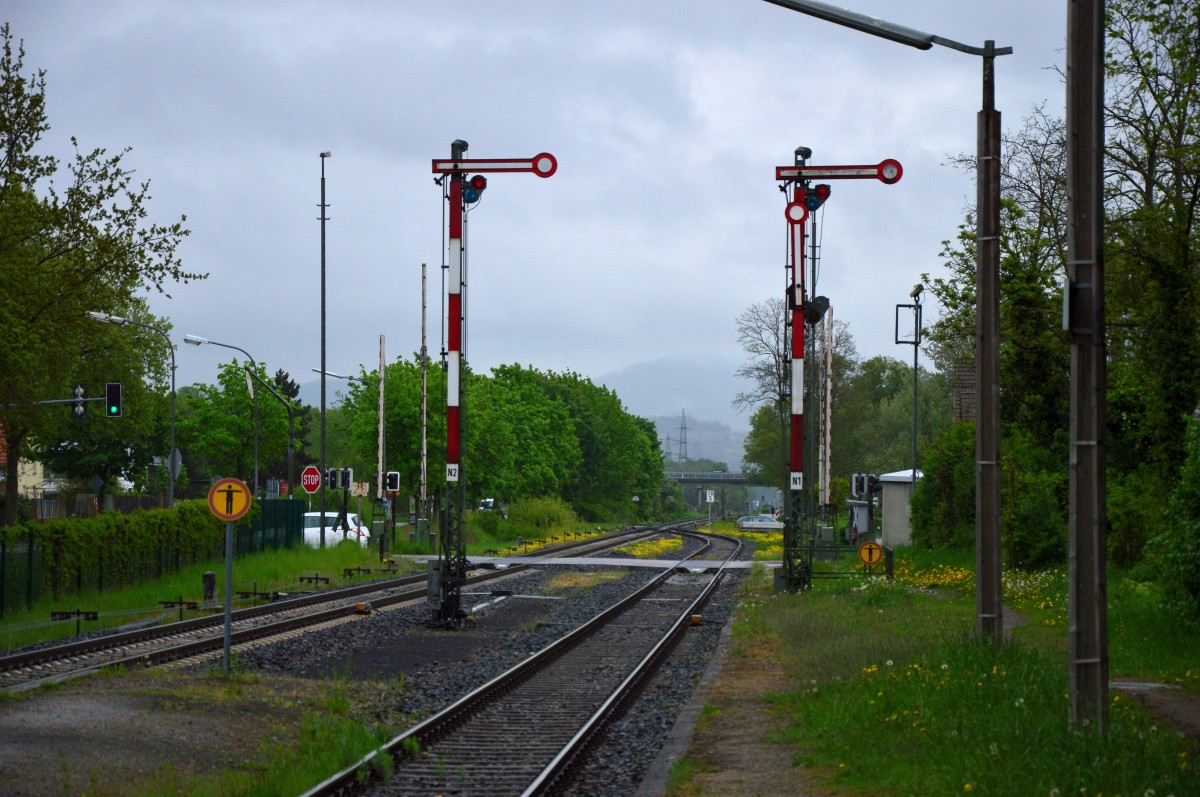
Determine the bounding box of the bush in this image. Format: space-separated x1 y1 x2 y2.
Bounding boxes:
1150 418 1200 614
507 496 576 533
1107 465 1167 567
474 509 501 536
911 422 976 550
1000 428 1067 570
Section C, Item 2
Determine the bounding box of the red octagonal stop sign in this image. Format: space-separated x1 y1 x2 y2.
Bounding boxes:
300 465 322 494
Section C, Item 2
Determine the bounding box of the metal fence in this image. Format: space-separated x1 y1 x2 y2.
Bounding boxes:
0 499 305 618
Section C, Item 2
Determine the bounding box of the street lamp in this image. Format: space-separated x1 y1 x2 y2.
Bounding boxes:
183 334 260 496
761 0 1010 644
895 284 923 494
87 311 177 508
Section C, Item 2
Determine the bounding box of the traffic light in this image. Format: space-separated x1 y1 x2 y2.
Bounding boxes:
850 473 865 497
804 183 831 211
72 384 87 419
462 174 487 204
104 382 122 418
385 471 400 492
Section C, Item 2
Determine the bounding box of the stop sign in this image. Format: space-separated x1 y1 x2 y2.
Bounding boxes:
300 465 322 494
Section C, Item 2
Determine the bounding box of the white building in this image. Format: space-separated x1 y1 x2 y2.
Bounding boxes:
880 469 922 547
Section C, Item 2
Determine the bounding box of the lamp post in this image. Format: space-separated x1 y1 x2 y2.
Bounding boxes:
183 334 260 496
87 312 177 508
761 0 1010 645
895 285 923 494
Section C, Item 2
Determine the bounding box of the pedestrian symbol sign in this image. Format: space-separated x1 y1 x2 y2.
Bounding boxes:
857 540 883 567
208 477 252 522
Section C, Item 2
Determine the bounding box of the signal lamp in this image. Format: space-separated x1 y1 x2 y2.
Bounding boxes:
805 183 831 211
463 174 487 203
105 382 123 418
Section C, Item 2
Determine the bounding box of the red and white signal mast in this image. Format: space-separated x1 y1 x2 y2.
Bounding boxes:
775 148 902 591
431 140 557 624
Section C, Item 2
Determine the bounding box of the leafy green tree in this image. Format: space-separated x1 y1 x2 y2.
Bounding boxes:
733 297 789 497
260 368 311 486
176 361 288 488
1104 0 1200 483
1151 416 1200 614
467 364 582 502
540 369 652 521
35 300 171 499
741 403 786 490
911 422 976 550
0 26 198 524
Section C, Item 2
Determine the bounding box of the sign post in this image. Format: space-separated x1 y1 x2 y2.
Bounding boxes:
208 477 252 675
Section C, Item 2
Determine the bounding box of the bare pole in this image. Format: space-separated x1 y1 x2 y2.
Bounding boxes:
1066 0 1108 734
420 263 429 518
319 151 330 548
377 334 385 502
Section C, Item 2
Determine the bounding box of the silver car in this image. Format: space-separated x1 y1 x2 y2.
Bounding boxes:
736 514 784 531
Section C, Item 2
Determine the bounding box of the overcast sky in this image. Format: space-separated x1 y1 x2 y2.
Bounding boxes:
6 1 1066 430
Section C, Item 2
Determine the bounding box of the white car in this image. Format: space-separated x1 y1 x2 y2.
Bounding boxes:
303 511 371 547
736 514 784 531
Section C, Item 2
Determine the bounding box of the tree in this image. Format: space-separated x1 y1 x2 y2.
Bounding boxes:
35 299 171 499
258 368 310 486
741 404 786 490
1104 0 1200 483
733 298 789 496
0 26 198 524
176 361 288 487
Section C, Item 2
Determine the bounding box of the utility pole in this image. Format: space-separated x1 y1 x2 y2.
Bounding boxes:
1066 0 1108 734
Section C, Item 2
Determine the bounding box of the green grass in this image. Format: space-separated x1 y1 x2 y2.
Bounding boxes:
127 680 398 797
0 542 417 652
702 552 1200 796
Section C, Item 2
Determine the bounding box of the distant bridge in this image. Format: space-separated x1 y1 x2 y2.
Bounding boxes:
665 471 750 486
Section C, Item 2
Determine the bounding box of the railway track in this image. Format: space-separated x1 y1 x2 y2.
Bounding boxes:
0 525 669 692
301 530 741 797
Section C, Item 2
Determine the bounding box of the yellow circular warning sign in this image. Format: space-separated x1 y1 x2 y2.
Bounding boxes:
208 477 252 522
857 540 884 567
